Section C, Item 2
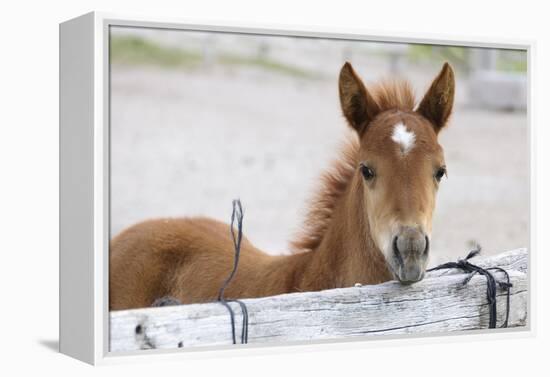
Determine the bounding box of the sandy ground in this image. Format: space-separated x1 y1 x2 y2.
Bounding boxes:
110 64 529 267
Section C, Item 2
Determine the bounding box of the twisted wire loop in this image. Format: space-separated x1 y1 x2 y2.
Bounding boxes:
427 247 513 328
217 199 249 344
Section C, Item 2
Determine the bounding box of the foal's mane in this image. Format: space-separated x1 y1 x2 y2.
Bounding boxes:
290 79 416 253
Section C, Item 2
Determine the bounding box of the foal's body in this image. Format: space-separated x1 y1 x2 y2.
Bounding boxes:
110 167 391 310
110 62 455 311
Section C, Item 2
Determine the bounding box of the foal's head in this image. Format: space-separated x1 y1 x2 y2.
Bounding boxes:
339 62 455 283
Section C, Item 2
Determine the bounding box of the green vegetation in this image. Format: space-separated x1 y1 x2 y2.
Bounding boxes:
496 51 528 72
110 35 318 79
408 45 471 69
110 36 203 68
111 35 527 77
407 45 527 73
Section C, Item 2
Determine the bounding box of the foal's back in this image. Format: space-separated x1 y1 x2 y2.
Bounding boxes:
109 217 298 310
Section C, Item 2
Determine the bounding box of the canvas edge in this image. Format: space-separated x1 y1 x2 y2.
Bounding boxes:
59 11 97 365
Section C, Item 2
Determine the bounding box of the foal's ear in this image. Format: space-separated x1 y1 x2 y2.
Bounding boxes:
339 62 381 136
416 62 455 133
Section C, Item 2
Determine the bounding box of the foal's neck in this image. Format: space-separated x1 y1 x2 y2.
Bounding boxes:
297 174 392 290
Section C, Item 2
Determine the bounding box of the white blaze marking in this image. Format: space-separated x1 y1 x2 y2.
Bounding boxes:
391 122 416 155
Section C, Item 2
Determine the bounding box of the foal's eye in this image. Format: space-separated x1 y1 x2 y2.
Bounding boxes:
434 166 447 182
360 164 376 181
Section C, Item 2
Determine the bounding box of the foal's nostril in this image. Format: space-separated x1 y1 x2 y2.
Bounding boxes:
424 235 430 255
392 236 403 266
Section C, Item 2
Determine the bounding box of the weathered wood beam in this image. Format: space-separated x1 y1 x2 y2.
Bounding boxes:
110 248 528 352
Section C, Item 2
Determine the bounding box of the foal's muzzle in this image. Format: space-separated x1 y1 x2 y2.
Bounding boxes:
391 226 429 283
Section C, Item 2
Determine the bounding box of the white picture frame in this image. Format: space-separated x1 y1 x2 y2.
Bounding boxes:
59 11 534 365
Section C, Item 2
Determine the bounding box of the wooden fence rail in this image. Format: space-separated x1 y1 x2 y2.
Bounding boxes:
110 248 528 352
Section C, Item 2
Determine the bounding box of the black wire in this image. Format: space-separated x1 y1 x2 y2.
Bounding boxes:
217 199 249 344
427 247 513 329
